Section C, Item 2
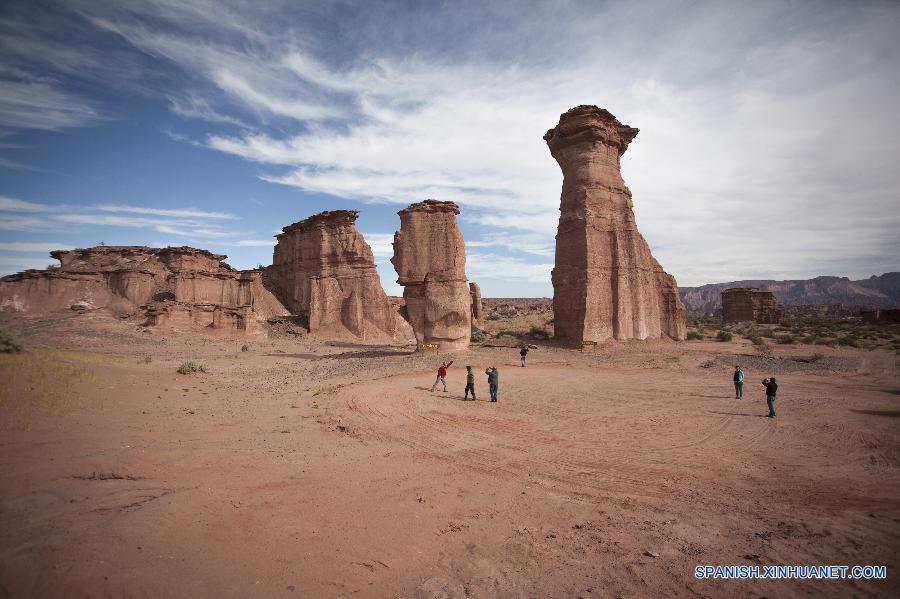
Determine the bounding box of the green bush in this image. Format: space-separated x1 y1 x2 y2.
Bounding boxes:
177 361 207 375
241 344 250 352
686 331 704 340
837 336 860 347
809 352 825 363
715 330 733 342
749 335 766 347
777 335 794 344
0 329 23 354
497 329 523 339
470 329 486 343
528 325 550 339
485 314 501 321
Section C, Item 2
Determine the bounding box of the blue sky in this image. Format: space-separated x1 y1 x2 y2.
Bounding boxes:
1 0 899 296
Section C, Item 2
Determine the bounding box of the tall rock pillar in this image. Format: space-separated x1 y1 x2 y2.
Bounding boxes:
391 200 471 350
544 105 686 345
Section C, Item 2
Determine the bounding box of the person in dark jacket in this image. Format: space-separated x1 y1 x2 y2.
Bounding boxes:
485 366 499 402
762 377 778 417
464 366 477 401
733 366 745 399
520 346 528 367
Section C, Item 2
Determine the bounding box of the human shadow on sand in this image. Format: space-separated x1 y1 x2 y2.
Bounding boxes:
849 409 900 418
708 411 769 418
415 386 484 402
264 353 322 360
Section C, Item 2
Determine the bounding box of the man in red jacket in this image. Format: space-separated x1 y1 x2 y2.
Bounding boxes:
431 361 453 392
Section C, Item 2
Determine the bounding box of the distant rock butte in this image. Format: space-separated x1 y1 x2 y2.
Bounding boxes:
722 288 784 324
392 200 471 350
0 246 288 337
267 210 412 342
544 105 686 345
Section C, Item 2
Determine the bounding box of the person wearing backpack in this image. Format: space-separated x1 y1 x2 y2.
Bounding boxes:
733 366 745 399
762 377 778 417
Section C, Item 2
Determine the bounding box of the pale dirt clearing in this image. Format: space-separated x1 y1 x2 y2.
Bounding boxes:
0 326 897 597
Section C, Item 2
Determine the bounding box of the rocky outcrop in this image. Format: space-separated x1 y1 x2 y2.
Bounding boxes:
680 273 900 316
470 282 483 325
544 105 686 345
391 200 471 350
0 246 287 337
721 288 784 324
267 210 411 341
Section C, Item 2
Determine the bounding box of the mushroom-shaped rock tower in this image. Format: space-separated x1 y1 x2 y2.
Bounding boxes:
544 105 686 345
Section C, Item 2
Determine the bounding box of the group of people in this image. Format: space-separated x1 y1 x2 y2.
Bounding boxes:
733 366 779 418
430 346 530 403
432 361 500 402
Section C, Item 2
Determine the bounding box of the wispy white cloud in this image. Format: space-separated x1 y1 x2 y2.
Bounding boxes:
360 232 395 259
0 242 74 252
0 196 53 212
0 78 101 131
467 253 553 284
92 204 239 220
206 239 275 247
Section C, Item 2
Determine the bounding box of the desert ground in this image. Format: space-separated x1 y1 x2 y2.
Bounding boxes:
0 312 898 598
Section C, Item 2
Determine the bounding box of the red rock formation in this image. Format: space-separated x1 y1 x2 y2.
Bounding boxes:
267 210 411 341
469 282 483 325
721 288 784 324
391 200 471 350
544 105 686 345
0 246 287 337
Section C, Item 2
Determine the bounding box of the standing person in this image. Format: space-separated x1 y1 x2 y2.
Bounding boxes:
520 346 529 367
762 377 778 418
464 366 477 401
733 366 745 399
431 360 453 392
485 366 499 402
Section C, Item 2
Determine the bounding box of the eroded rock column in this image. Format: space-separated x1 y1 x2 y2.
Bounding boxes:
268 210 410 341
544 105 686 345
391 200 471 350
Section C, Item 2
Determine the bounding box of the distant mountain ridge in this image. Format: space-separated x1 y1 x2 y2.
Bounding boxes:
679 273 900 315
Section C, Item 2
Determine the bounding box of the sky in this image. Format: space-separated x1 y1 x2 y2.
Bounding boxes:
1 0 898 296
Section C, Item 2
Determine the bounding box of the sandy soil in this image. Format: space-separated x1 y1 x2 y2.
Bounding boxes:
0 312 898 598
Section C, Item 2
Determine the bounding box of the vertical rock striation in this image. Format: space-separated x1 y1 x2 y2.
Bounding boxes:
268 210 410 341
391 200 471 350
544 105 686 345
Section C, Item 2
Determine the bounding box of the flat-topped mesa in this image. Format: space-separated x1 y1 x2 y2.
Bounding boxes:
391 200 471 350
0 245 287 337
50 246 231 274
268 210 411 341
722 288 784 324
545 105 686 346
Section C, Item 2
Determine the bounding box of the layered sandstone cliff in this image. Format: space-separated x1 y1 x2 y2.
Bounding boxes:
391 200 471 350
267 210 411 341
544 105 686 345
0 246 287 337
721 288 783 324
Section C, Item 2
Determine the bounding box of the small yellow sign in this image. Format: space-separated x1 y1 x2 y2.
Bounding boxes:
419 342 441 350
